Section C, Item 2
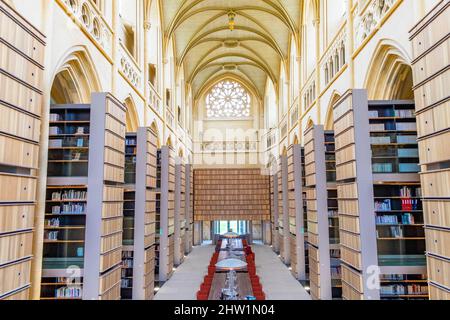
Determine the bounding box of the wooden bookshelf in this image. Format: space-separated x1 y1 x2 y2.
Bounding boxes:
304 126 332 300
41 94 126 300
0 1 45 300
270 171 280 252
174 157 186 266
120 128 157 300
410 0 450 299
193 169 270 221
287 145 306 280
333 90 379 300
277 159 287 263
185 164 194 254
301 147 310 283
158 146 176 282
334 90 428 300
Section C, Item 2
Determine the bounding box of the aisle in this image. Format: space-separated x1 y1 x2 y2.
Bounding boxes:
154 245 214 300
252 244 311 300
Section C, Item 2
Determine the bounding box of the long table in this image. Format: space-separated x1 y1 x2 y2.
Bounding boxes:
208 273 254 300
220 238 244 251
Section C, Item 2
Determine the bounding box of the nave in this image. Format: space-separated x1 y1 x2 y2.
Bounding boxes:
155 242 310 301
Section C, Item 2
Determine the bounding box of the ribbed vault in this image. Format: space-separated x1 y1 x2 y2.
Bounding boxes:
159 0 301 98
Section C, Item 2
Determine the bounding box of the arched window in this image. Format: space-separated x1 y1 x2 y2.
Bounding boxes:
340 42 346 66
324 65 329 84
334 51 340 74
206 80 251 118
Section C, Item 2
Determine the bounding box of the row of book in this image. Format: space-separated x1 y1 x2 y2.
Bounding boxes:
51 204 86 214
372 163 420 173
49 126 87 135
371 135 418 144
45 231 59 241
368 109 415 118
381 284 428 296
376 213 416 225
55 286 83 298
126 138 137 145
50 112 88 122
122 259 134 268
328 210 338 218
400 186 422 198
49 138 86 148
370 122 417 132
46 218 60 227
121 279 132 289
381 274 426 281
376 226 404 238
51 190 87 201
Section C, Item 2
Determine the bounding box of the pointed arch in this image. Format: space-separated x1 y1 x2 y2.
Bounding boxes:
364 39 414 100
324 91 342 130
306 118 314 129
166 136 173 148
123 96 140 133
50 46 102 104
293 135 299 145
150 120 161 148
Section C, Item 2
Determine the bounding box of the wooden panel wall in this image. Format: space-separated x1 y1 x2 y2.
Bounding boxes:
194 169 270 221
0 1 45 300
410 0 450 299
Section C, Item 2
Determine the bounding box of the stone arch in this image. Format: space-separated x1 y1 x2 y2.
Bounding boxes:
150 120 161 148
50 46 102 104
365 39 414 100
324 91 342 130
123 96 140 133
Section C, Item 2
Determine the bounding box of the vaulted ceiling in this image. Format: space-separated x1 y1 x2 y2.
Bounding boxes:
160 0 301 99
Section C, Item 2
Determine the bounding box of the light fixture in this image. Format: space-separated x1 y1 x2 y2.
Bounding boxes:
304 286 310 291
228 10 236 31
154 287 160 292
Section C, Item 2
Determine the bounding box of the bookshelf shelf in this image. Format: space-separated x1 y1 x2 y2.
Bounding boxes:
409 0 450 299
41 93 126 301
333 90 428 300
0 1 46 300
287 145 306 281
304 126 340 300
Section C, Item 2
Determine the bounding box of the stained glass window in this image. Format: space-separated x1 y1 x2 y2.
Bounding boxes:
206 80 251 118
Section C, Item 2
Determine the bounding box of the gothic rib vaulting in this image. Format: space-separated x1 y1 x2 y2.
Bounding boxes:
0 0 449 302
162 0 299 100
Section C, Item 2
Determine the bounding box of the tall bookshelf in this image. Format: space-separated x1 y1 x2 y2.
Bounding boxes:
154 149 161 287
174 157 186 266
158 146 175 282
325 131 342 299
0 1 45 300
304 125 332 300
41 93 126 301
333 89 428 300
185 164 194 254
301 147 310 284
120 128 157 300
287 145 306 280
333 90 380 300
410 0 450 299
277 159 285 262
121 133 137 300
270 171 279 252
